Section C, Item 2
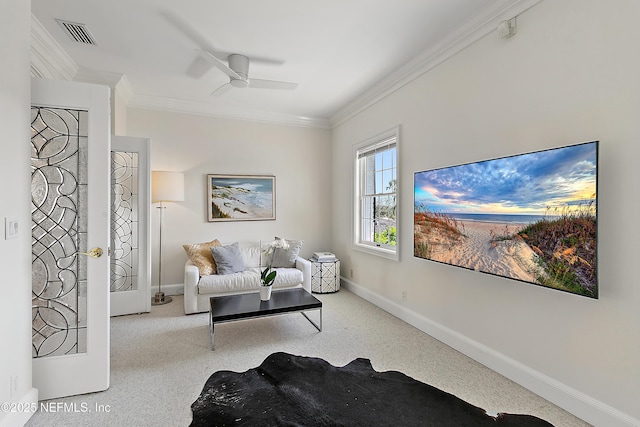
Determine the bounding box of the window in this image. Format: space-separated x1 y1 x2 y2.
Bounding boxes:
353 127 399 260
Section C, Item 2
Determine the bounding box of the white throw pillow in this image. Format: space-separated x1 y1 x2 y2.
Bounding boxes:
240 243 262 268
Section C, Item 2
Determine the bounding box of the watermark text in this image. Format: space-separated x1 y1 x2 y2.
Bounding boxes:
1 401 111 413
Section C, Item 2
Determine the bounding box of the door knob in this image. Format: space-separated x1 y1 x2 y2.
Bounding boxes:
75 247 104 258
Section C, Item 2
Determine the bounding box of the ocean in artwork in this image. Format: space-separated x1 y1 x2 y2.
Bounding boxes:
209 177 274 220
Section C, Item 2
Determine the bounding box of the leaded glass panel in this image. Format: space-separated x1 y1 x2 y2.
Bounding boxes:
31 106 88 358
110 151 140 292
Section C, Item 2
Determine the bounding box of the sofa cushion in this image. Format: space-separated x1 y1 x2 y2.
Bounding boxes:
198 270 260 294
197 267 304 295
210 243 245 275
182 239 221 276
270 267 304 287
269 238 304 268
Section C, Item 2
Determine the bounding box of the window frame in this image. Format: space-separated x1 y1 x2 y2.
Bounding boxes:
352 126 400 261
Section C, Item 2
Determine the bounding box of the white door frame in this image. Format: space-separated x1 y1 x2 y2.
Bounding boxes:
31 77 110 400
110 135 152 316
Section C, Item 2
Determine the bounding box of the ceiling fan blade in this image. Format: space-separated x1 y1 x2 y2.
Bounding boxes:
248 79 298 90
161 11 229 76
247 55 285 66
162 11 215 51
210 83 233 97
186 54 214 79
199 50 240 79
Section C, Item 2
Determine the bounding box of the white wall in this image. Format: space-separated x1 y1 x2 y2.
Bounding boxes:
112 87 128 135
127 109 332 288
0 1 38 426
332 1 640 426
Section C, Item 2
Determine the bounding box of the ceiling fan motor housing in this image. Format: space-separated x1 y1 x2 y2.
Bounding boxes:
204 50 297 94
228 54 249 87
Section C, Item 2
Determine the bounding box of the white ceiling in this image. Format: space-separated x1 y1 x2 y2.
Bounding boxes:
31 0 524 127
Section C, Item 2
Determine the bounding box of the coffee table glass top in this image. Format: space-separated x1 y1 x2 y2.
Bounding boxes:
210 288 322 323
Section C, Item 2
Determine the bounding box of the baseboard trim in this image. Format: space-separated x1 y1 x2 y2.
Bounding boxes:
0 387 38 427
341 278 638 427
151 283 184 297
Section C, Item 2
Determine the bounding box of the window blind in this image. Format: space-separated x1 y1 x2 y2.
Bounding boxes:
357 136 396 159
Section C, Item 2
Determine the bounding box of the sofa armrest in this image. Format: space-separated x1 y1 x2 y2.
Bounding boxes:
184 260 200 314
295 257 312 294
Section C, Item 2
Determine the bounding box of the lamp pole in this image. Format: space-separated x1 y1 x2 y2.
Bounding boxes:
151 171 184 306
153 200 172 305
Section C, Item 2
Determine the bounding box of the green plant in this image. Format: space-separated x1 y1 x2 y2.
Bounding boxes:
375 226 397 246
261 238 289 287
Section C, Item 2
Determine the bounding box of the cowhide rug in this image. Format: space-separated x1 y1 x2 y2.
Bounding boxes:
190 352 554 427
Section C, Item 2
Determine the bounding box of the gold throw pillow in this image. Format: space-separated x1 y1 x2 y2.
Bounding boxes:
182 239 221 276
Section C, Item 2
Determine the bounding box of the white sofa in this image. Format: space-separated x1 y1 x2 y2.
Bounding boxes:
183 241 311 314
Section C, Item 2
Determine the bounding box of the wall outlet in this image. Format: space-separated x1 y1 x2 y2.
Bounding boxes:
401 290 407 302
349 269 353 278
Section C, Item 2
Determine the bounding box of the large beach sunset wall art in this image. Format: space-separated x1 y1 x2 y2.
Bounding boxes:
414 141 598 298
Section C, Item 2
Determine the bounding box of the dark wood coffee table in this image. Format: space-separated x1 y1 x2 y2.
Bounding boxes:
209 288 322 350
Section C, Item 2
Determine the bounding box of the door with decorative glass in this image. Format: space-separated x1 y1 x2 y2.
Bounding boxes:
110 136 151 316
31 78 110 400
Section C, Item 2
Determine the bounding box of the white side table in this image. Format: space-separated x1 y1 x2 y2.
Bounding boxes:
310 259 340 293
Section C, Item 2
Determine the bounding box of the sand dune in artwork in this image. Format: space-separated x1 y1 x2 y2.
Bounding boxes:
417 220 545 283
210 185 272 219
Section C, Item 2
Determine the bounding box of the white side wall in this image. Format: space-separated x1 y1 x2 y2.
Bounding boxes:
332 1 640 426
0 1 38 426
127 109 332 289
112 88 127 135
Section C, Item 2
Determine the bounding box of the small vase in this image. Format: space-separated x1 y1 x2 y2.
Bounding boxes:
260 285 272 301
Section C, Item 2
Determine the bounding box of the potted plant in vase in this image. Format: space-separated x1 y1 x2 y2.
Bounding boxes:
260 238 290 301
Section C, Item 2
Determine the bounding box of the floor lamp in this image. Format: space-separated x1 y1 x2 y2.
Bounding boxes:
151 171 184 305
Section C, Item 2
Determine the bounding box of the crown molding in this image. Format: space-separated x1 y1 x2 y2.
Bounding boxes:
114 74 135 103
31 14 78 80
128 94 331 129
73 68 135 103
30 14 134 104
330 0 542 128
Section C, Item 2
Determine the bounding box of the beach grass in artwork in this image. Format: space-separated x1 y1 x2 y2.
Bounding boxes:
207 175 275 221
413 141 598 298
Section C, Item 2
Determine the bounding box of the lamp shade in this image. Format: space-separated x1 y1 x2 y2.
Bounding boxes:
152 171 185 202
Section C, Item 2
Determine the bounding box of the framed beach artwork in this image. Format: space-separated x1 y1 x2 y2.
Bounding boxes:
207 174 275 222
413 141 598 298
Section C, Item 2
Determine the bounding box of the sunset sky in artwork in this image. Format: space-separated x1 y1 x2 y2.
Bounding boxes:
414 142 597 215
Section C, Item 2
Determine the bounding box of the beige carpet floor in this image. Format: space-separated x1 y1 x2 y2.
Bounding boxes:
25 289 591 426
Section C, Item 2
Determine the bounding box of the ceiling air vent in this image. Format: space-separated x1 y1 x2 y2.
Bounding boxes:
56 19 98 45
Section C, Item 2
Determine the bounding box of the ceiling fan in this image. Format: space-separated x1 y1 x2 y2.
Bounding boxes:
200 50 298 96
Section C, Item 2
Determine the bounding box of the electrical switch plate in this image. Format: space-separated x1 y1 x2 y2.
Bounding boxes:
5 217 19 239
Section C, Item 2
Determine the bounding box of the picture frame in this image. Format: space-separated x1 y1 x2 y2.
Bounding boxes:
207 174 276 222
413 141 598 298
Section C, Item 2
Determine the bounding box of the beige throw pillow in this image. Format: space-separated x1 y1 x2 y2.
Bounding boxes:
182 239 221 276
